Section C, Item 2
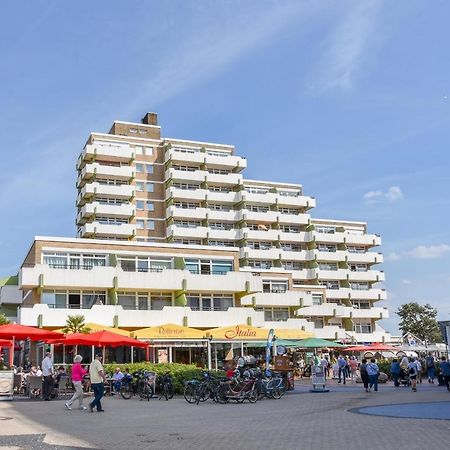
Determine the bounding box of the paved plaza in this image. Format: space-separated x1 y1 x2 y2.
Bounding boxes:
0 382 449 450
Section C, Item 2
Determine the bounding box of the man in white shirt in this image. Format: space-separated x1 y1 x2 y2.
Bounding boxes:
41 351 54 401
89 354 106 412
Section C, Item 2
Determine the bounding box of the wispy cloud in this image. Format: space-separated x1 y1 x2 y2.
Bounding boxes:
363 186 403 203
387 244 450 261
401 279 412 285
124 1 318 113
313 0 383 90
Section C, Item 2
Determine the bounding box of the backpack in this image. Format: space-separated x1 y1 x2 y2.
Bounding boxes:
408 366 416 375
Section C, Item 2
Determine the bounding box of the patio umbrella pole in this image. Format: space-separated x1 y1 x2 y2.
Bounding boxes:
10 336 15 367
131 346 134 364
102 346 105 363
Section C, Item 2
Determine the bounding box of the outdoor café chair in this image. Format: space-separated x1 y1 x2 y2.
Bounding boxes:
27 375 43 399
57 375 70 399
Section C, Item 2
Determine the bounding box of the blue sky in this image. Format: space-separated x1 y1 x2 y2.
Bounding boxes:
1 0 449 334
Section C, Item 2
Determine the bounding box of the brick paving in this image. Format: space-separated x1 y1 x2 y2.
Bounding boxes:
0 382 449 450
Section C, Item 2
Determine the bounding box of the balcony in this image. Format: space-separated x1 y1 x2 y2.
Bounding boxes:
279 250 314 261
241 191 277 205
166 168 206 183
279 231 311 243
348 270 385 282
206 209 240 221
346 252 383 264
350 307 389 319
166 187 207 202
78 202 135 223
315 250 347 262
277 213 310 225
166 206 207 220
77 163 134 187
240 228 280 241
78 143 134 166
240 291 306 307
18 304 268 329
205 153 247 171
165 148 206 165
185 271 261 293
276 195 316 209
296 304 352 318
290 269 316 280
313 232 345 244
207 228 240 240
239 247 280 260
344 233 382 247
0 285 22 304
167 224 208 239
205 191 241 204
78 182 135 202
80 222 135 238
326 288 351 299
240 210 278 223
315 269 349 281
206 172 242 186
349 289 387 300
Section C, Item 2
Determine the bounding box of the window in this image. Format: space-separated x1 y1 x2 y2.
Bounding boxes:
151 292 172 310
280 225 300 233
245 186 269 194
350 282 370 290
135 146 144 154
312 294 323 305
185 259 233 275
207 168 231 175
319 263 338 271
129 128 138 134
42 290 105 309
206 150 229 157
208 204 231 211
257 307 289 321
208 240 234 247
248 260 272 269
247 205 269 213
136 181 144 191
173 238 202 245
146 183 154 193
353 322 372 333
173 182 200 191
174 201 199 209
262 279 288 293
136 163 144 173
209 222 233 230
208 185 230 193
146 164 153 174
279 207 300 215
96 216 128 225
352 300 371 309
278 190 300 197
118 256 172 272
281 261 303 270
350 264 368 272
280 243 303 252
317 244 337 252
313 318 324 329
247 241 271 250
136 219 145 229
147 220 155 230
315 226 336 234
136 200 145 210
319 280 340 290
43 252 107 269
146 201 154 211
174 220 201 228
347 246 365 253
173 164 199 172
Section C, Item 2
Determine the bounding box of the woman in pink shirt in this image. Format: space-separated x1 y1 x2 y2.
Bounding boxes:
65 355 87 410
349 356 359 382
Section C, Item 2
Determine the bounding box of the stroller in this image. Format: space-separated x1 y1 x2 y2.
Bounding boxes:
397 368 411 387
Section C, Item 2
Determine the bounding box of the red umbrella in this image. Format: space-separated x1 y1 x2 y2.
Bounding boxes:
0 339 13 347
58 330 147 348
0 324 64 366
344 343 396 352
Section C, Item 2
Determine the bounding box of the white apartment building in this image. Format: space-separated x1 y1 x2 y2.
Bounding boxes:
13 112 390 345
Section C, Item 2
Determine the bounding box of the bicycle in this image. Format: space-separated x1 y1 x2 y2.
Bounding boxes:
156 371 173 401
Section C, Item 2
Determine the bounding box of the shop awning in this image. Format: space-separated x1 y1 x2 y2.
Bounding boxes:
274 328 314 340
54 323 131 337
133 323 205 340
206 324 270 341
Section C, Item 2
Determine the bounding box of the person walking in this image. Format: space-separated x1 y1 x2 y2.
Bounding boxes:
359 358 370 392
41 351 54 401
390 358 401 387
337 355 346 384
366 358 379 392
89 354 106 413
439 356 450 392
349 356 358 382
407 357 418 392
65 355 87 410
425 353 436 383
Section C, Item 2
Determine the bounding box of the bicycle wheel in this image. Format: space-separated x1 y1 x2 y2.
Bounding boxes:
137 379 146 399
162 384 169 401
248 389 258 403
144 384 154 401
184 383 198 404
195 385 206 405
120 384 132 400
271 387 282 399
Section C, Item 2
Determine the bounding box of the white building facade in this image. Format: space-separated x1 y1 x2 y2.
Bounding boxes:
16 112 390 343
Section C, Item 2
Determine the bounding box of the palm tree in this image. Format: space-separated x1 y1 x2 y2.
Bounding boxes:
0 313 10 325
62 315 91 334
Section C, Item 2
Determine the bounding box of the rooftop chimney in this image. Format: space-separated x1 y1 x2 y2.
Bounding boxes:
141 112 158 126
